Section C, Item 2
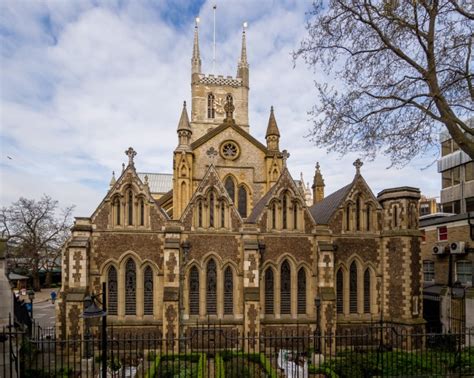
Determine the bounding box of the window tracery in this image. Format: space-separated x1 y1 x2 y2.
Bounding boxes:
144 266 153 315
281 260 291 314
108 266 118 315
189 266 199 315
206 259 217 315
224 267 233 315
125 259 136 315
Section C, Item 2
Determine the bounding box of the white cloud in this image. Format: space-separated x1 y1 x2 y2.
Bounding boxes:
0 0 441 217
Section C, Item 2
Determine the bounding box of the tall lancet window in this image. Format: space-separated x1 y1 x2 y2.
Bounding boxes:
272 202 277 229
366 204 371 231
198 201 203 227
282 195 288 229
108 266 118 315
297 268 306 314
125 259 136 315
336 268 343 314
115 197 121 225
143 266 153 315
206 259 217 315
225 177 235 203
223 267 233 315
128 191 133 226
356 196 361 231
238 186 247 218
265 268 274 315
140 198 145 226
220 202 225 228
209 192 215 227
364 269 371 314
281 260 291 314
293 201 298 230
207 93 215 119
189 266 199 315
349 262 358 314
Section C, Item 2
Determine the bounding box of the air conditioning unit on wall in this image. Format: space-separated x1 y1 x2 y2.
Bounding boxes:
432 244 446 255
450 241 465 254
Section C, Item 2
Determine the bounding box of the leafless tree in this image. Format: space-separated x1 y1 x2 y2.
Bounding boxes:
295 0 473 166
1 196 74 291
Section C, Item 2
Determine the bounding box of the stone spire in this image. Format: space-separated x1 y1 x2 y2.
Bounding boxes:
265 106 280 151
109 171 116 187
191 19 201 81
237 22 249 88
177 101 192 149
312 162 325 205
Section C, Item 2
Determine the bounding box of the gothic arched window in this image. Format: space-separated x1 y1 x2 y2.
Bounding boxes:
336 268 343 314
223 266 233 315
356 196 361 231
140 198 145 226
282 195 288 229
220 202 225 228
144 266 153 315
198 201 203 227
206 259 217 315
272 202 277 229
281 260 291 314
364 269 371 314
207 93 215 119
128 191 133 226
108 266 118 315
349 262 358 314
366 204 371 231
125 259 136 315
346 205 351 231
297 268 306 314
189 266 199 315
225 177 235 203
264 268 274 315
115 197 121 225
238 186 247 218
209 192 215 227
293 202 298 230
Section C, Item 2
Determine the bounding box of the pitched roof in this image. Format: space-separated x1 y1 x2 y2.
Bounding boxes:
246 184 278 223
309 183 352 224
137 173 173 194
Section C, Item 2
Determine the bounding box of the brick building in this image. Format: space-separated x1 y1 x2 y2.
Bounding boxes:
57 23 424 340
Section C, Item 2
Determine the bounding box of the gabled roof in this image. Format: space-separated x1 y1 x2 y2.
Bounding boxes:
137 173 172 193
191 121 268 153
246 184 278 223
309 183 352 225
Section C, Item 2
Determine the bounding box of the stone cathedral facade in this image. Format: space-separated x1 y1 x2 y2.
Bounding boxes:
57 24 424 340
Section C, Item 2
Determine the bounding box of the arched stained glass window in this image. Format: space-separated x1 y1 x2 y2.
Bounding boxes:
264 268 274 315
140 198 145 226
349 262 358 314
336 268 343 314
346 205 351 231
366 204 371 231
364 269 371 314
356 196 361 231
198 201 203 227
125 259 136 315
293 202 298 230
221 202 225 228
206 259 217 315
297 268 306 314
225 177 235 203
207 93 215 119
189 266 199 315
223 267 233 315
238 186 247 218
282 195 288 229
144 266 153 315
115 197 121 225
209 192 215 227
281 260 291 314
108 266 118 315
272 202 276 229
128 191 133 226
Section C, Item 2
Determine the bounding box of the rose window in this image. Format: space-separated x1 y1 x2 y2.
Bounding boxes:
221 141 239 160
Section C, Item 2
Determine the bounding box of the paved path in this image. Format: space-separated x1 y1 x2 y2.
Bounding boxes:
18 288 57 331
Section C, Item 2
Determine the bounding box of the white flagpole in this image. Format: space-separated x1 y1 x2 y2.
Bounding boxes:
213 4 216 73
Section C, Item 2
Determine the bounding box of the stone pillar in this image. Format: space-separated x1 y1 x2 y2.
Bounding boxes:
162 228 181 352
243 237 261 351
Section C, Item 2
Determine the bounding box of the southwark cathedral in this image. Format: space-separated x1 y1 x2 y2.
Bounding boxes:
57 24 424 340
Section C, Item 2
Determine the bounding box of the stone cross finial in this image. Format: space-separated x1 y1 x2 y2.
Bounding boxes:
316 162 320 171
125 147 137 166
282 149 290 167
122 163 125 172
353 158 363 174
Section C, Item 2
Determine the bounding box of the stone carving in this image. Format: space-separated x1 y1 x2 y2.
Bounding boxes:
166 252 177 282
72 251 82 283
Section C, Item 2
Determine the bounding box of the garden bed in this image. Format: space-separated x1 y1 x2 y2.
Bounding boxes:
216 351 278 378
145 353 206 378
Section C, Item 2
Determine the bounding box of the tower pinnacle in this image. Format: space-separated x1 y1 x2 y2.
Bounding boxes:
265 106 280 152
312 162 325 205
177 101 192 150
237 22 249 87
192 18 201 80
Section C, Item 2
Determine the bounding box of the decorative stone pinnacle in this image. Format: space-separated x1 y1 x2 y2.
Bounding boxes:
109 171 116 187
144 174 149 185
316 162 320 171
122 163 125 172
125 147 137 166
353 158 363 174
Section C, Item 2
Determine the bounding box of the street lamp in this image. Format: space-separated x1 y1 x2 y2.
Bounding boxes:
82 282 107 378
27 289 35 319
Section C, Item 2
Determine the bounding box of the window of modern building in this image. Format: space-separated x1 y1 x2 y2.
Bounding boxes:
442 170 452 189
108 266 118 315
466 197 474 212
441 139 452 157
453 166 461 186
280 260 291 315
456 261 472 285
466 162 474 182
143 266 153 315
264 268 274 315
125 259 136 315
189 266 199 315
442 200 461 214
423 260 435 282
438 226 448 241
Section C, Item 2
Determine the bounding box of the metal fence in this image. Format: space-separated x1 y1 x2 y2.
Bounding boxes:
1 320 474 377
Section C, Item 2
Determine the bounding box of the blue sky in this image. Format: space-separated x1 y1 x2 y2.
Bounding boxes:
0 0 440 215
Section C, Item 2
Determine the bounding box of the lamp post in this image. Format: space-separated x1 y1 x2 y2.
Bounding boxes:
27 289 35 319
82 282 107 378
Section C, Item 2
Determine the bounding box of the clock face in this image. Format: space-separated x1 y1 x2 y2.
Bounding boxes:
214 97 226 114
220 140 240 160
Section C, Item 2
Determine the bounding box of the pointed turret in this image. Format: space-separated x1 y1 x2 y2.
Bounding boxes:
237 22 249 88
265 106 280 151
109 171 116 187
312 162 325 205
177 101 192 149
191 19 201 82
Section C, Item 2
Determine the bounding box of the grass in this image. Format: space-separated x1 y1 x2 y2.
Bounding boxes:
145 353 206 378
216 351 278 378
